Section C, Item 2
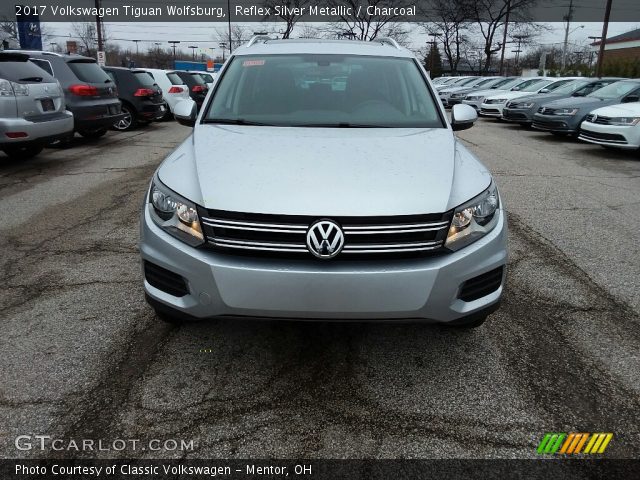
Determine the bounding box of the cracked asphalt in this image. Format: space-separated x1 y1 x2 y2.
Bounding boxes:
0 119 639 460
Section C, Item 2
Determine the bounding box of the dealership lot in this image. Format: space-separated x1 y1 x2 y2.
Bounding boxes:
0 119 639 459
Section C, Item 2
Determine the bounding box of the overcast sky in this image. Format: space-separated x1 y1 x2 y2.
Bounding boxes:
42 21 640 59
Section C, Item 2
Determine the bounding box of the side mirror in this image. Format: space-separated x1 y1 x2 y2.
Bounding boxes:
622 95 639 103
173 99 197 127
539 88 550 94
451 104 478 131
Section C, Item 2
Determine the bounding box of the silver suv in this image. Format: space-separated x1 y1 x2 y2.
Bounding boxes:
140 37 507 327
0 52 73 159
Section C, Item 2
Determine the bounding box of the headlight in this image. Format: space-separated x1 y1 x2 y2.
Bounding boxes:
445 183 500 252
509 101 534 109
486 98 507 104
553 108 578 116
465 95 483 101
607 116 640 126
148 177 204 247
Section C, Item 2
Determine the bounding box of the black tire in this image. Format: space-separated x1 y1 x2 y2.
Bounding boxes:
112 104 137 131
551 131 569 137
159 102 173 121
2 144 44 160
77 127 107 139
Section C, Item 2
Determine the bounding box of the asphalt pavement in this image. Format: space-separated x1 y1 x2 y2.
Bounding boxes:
1 119 638 460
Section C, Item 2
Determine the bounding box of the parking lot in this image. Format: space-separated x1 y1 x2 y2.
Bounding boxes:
1 118 639 459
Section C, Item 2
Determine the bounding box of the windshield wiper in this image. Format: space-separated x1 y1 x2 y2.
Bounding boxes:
297 122 390 128
203 118 275 126
19 76 42 82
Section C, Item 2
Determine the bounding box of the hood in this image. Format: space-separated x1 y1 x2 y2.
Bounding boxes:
486 91 532 101
588 102 640 117
542 95 610 110
509 92 565 105
158 126 492 217
466 88 508 98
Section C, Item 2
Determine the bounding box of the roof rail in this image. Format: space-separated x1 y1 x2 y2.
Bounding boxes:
246 35 272 47
377 37 401 49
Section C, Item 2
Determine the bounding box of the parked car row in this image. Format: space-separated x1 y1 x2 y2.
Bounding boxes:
434 75 640 151
0 50 218 159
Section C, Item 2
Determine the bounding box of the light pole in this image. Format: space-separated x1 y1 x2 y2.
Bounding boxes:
188 45 198 60
49 42 57 52
227 0 232 53
219 42 227 62
561 24 584 72
168 41 180 64
588 36 602 75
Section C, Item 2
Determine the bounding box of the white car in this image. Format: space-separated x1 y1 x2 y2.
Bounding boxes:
438 77 501 107
139 68 190 118
462 77 536 111
480 78 577 117
578 102 640 150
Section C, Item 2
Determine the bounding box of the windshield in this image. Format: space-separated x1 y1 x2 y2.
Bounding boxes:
514 79 548 92
205 54 443 128
472 77 498 88
587 81 639 99
68 61 111 83
199 73 214 83
189 73 206 85
492 78 522 90
458 77 479 86
166 72 184 85
545 79 575 92
133 71 156 86
551 79 589 95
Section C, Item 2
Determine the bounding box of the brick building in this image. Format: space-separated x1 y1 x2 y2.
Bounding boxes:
591 28 640 62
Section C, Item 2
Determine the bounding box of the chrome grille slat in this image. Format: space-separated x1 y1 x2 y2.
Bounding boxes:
201 210 451 258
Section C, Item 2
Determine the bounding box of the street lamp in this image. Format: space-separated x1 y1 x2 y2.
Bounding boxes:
188 45 198 60
588 36 602 75
168 41 180 64
561 24 584 71
219 42 227 62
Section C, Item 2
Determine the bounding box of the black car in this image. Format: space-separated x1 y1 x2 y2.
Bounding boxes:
102 67 165 131
8 51 124 139
174 71 209 108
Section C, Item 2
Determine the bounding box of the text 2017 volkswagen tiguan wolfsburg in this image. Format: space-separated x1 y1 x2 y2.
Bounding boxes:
140 37 508 327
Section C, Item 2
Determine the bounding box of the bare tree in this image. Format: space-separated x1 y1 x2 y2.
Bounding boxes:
468 0 538 73
421 0 472 74
263 0 311 38
297 23 322 38
213 24 252 51
327 0 412 41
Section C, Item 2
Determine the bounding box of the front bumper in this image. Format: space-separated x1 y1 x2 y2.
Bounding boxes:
578 123 640 149
479 104 506 117
0 111 74 146
462 99 482 111
532 114 578 133
139 205 508 322
502 108 534 123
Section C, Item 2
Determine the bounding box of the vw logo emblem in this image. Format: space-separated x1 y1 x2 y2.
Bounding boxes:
306 219 345 259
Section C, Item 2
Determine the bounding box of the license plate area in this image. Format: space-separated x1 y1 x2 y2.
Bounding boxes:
41 98 54 111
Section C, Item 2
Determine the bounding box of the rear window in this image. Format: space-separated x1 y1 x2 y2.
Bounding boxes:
67 61 111 83
0 58 56 83
133 71 156 86
166 72 184 85
189 73 206 85
199 73 213 83
30 59 54 76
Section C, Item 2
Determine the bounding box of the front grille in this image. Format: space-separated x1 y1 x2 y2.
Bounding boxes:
537 106 556 115
533 119 568 130
199 209 453 260
459 267 504 302
503 111 529 121
144 261 189 297
480 107 501 115
579 129 628 144
585 114 613 125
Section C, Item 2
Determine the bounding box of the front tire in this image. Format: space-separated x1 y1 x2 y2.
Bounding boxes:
448 315 488 329
2 144 44 160
112 104 137 131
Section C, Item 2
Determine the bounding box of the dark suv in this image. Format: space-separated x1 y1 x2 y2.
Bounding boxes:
174 71 208 109
8 51 124 139
103 67 165 131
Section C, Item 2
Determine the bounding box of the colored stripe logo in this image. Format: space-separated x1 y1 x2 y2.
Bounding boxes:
537 433 613 454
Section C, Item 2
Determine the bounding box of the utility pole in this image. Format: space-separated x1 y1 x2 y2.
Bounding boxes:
499 0 512 76
132 39 140 56
596 0 613 78
95 0 103 52
219 42 227 62
561 0 574 72
188 45 197 60
227 0 233 53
